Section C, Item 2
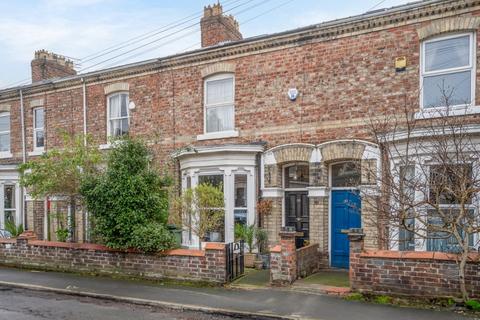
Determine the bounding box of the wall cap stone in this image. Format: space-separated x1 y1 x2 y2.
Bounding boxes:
417 16 480 40
360 249 480 261
104 82 129 95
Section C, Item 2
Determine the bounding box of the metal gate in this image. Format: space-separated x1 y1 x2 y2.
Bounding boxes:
226 240 245 282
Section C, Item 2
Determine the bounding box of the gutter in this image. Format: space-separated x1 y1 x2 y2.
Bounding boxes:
19 89 27 229
81 78 87 146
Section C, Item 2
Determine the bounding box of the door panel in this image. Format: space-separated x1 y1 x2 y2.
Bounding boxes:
331 190 361 269
285 191 309 248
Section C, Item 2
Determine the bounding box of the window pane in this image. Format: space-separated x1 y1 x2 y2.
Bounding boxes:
427 209 474 252
109 95 121 118
423 71 471 107
35 130 44 148
234 175 247 208
331 162 361 187
206 77 233 105
120 94 128 117
285 165 309 188
4 185 15 209
121 118 129 135
34 108 44 129
0 133 10 152
199 175 223 190
425 35 470 72
234 209 247 225
0 115 10 132
429 164 472 204
110 119 121 137
399 217 415 251
206 105 234 133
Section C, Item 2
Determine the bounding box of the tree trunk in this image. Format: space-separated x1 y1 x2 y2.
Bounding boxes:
67 196 76 243
459 249 469 302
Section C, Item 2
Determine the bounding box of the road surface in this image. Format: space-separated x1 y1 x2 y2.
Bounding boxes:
0 287 243 320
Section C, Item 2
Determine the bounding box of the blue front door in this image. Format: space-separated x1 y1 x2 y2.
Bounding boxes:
331 190 361 269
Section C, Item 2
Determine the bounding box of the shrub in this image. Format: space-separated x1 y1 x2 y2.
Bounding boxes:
56 228 69 242
81 137 173 252
4 220 24 237
130 223 177 253
466 300 480 311
235 224 255 253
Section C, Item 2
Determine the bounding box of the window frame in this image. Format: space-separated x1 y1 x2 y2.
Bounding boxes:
0 112 11 156
106 92 130 138
420 32 476 110
33 107 44 151
203 73 236 135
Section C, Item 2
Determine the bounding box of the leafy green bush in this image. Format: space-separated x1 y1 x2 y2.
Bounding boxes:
466 300 480 311
4 220 24 237
234 224 255 253
375 295 392 304
255 228 268 254
130 223 177 253
56 228 69 242
81 137 173 252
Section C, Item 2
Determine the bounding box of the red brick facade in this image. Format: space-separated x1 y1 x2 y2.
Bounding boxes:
0 1 478 260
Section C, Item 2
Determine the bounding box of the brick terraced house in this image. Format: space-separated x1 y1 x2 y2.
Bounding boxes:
0 0 479 269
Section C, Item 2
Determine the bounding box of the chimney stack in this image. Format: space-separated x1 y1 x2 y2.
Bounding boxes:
200 3 242 47
31 50 77 83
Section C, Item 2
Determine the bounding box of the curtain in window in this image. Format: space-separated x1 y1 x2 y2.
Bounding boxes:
206 78 233 105
425 36 470 72
206 105 234 133
109 94 129 136
0 114 10 152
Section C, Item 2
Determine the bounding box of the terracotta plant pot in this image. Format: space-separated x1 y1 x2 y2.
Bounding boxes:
244 252 256 268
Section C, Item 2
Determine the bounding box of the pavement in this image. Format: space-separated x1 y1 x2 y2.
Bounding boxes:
0 266 474 320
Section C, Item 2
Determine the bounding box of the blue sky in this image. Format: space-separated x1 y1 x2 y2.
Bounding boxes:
0 0 413 88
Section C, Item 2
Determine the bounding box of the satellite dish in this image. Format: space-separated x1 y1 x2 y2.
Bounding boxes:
128 101 136 110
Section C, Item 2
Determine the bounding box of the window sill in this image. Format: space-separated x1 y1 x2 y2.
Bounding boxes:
0 152 12 159
414 105 480 119
28 149 45 156
196 130 239 141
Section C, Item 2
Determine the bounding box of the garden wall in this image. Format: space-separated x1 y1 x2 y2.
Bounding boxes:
0 232 227 284
348 231 480 299
296 243 321 278
270 230 321 285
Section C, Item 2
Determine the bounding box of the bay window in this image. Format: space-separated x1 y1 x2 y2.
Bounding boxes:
421 33 474 109
107 93 129 137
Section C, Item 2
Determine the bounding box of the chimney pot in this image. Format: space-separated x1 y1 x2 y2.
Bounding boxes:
31 50 77 83
200 3 242 47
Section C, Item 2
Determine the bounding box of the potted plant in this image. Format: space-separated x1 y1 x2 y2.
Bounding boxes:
255 228 270 269
235 223 256 268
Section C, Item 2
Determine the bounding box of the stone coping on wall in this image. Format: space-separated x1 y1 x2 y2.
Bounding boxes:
0 238 225 257
361 250 480 262
296 243 319 253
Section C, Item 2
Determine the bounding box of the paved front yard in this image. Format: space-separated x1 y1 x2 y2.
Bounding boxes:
296 270 349 288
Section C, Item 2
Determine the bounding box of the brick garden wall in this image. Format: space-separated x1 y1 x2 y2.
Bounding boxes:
0 235 227 284
349 232 480 299
296 243 321 278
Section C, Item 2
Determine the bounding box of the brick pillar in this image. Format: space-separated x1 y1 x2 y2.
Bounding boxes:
270 229 297 286
347 228 364 291
16 231 37 246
